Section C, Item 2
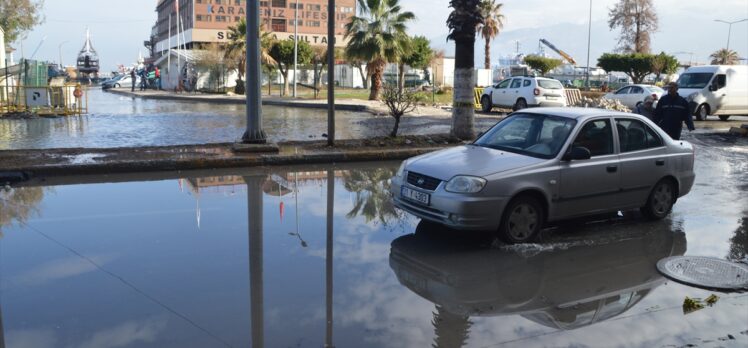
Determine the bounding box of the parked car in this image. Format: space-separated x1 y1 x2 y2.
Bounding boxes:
480 76 567 112
601 84 664 110
676 65 748 121
101 74 139 90
390 108 695 243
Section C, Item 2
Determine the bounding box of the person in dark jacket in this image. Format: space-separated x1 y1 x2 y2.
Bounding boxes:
653 82 694 140
130 69 136 92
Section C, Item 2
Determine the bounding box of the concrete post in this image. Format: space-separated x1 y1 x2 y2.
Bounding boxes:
243 0 267 143
327 0 336 146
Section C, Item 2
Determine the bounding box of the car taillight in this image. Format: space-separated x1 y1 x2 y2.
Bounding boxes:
534 88 540 96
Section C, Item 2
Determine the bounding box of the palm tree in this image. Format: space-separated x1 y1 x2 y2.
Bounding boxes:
447 0 483 140
225 19 276 93
431 305 472 348
343 168 403 225
477 0 504 70
710 48 739 65
345 0 415 100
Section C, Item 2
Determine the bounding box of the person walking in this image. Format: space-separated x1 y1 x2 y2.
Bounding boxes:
139 68 147 91
130 68 136 92
653 82 695 140
635 95 657 120
155 66 161 90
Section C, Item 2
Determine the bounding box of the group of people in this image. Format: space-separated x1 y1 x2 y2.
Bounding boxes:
634 82 695 140
130 65 161 92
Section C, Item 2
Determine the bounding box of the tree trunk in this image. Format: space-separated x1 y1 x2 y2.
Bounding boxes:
390 114 401 137
484 36 491 69
282 67 289 97
450 37 476 140
369 61 385 100
398 62 406 93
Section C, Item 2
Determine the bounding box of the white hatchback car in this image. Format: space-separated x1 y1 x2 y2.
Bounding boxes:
481 77 567 112
391 108 695 243
602 84 665 110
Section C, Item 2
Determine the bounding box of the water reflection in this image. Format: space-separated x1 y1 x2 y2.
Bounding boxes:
343 168 404 226
727 212 747 261
390 220 687 345
0 187 46 237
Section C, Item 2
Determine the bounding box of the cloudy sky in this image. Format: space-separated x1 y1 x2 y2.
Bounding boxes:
16 0 748 72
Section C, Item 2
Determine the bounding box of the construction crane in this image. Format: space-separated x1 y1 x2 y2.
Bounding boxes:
539 39 577 65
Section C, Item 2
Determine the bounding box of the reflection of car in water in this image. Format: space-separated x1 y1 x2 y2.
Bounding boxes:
389 220 686 330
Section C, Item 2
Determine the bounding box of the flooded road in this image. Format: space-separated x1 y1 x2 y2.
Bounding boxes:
0 89 500 150
0 133 746 347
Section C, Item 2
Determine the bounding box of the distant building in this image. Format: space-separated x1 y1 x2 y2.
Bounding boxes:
148 0 356 56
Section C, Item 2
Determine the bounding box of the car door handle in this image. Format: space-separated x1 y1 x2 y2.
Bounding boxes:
656 159 665 166
606 165 618 173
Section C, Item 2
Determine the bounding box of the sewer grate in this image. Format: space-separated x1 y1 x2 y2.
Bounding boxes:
656 256 748 291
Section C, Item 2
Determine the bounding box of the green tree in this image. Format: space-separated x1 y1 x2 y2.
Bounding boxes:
597 52 655 84
477 0 505 70
447 0 482 140
523 55 563 76
310 46 343 98
398 35 434 92
432 305 472 348
608 0 658 53
651 52 678 82
269 39 312 96
344 0 415 100
224 19 276 94
727 214 747 261
710 48 740 65
0 0 44 44
0 187 45 237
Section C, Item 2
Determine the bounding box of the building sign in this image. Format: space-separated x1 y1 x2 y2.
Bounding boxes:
212 30 348 47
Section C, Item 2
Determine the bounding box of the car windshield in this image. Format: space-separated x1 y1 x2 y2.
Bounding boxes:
538 79 563 89
646 86 664 94
677 73 713 89
474 113 577 159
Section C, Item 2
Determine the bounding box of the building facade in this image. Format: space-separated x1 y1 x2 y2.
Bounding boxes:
151 0 355 55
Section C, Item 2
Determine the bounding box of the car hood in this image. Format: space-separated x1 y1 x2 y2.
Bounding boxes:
406 145 546 180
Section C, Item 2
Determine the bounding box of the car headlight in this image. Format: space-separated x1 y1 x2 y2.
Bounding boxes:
445 176 487 193
687 92 698 101
395 161 408 178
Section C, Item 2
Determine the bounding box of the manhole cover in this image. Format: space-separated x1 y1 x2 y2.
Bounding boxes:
657 256 748 291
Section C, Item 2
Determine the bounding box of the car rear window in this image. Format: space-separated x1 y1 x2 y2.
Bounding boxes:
538 80 563 89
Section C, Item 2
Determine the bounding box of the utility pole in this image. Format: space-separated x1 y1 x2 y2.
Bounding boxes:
293 0 299 98
58 41 69 69
243 0 267 143
584 0 592 90
326 0 335 146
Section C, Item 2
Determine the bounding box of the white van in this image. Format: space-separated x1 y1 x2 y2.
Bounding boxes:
676 65 748 121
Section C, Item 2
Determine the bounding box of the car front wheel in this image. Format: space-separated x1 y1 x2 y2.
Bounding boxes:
481 95 492 113
114 83 120 88
641 179 675 220
497 195 544 244
695 104 709 121
513 98 528 111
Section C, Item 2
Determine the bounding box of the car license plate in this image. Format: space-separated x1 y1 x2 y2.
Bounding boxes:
401 186 430 205
547 96 558 100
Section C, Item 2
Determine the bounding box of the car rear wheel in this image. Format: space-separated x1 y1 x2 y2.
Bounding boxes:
497 195 544 244
114 83 120 88
641 179 675 220
513 98 527 111
695 104 709 121
718 115 730 121
481 95 492 113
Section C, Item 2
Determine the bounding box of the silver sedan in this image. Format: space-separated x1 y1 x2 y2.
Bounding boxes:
390 107 695 243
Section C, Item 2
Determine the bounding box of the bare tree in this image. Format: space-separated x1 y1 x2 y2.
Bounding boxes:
608 0 658 53
381 84 418 137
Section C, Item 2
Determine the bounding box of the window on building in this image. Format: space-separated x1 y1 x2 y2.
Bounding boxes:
260 1 269 7
272 0 286 7
290 2 303 9
215 0 222 4
234 16 241 22
272 18 287 31
216 15 227 22
289 19 303 27
196 14 212 21
307 4 321 11
306 21 321 27
235 0 242 5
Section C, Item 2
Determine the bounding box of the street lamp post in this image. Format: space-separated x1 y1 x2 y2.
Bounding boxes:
714 19 748 51
58 41 69 69
673 51 694 67
584 0 592 90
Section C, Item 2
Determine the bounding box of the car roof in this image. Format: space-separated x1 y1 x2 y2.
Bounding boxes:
514 107 638 121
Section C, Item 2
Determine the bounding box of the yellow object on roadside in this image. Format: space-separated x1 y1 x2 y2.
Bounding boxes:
705 294 720 306
683 297 705 314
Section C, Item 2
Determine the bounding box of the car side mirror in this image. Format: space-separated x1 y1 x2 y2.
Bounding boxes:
708 85 716 92
562 146 591 161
